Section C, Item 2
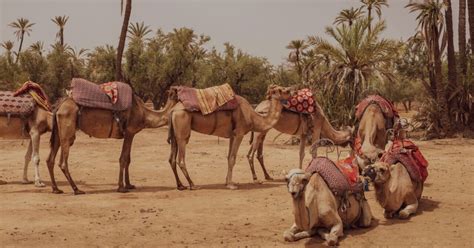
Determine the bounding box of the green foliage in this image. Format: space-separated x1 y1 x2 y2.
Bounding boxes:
87 45 117 83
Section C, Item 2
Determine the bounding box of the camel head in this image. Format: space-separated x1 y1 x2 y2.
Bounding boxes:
363 161 391 185
285 168 311 199
265 84 291 101
359 142 385 166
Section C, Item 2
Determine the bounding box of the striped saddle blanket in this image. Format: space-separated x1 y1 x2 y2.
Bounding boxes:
0 91 35 117
355 95 399 120
305 157 363 196
176 84 238 115
283 88 316 114
71 78 132 111
381 139 428 182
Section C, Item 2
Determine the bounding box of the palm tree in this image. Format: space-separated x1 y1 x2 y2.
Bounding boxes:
443 0 457 111
29 41 44 56
468 0 474 53
286 39 308 82
51 15 69 46
334 7 365 26
407 0 452 135
67 47 88 77
127 22 151 41
459 0 467 78
360 0 388 33
9 18 35 63
1 40 15 64
116 0 132 81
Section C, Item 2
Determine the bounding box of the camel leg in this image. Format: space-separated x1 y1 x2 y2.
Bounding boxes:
30 130 45 187
358 199 373 227
58 139 83 195
226 135 243 189
399 193 419 219
283 223 316 241
298 133 306 169
318 214 343 246
168 137 186 190
118 133 135 192
46 131 62 194
22 140 33 184
256 133 273 181
246 133 260 183
176 138 197 190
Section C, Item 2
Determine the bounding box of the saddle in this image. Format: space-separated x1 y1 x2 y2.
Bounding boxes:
381 139 429 182
0 91 35 117
355 95 399 121
70 78 132 111
305 157 363 196
176 84 238 115
283 88 316 114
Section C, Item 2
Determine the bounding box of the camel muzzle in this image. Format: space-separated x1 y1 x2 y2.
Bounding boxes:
362 166 376 181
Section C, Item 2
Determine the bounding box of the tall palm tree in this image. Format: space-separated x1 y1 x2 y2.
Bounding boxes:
9 18 35 63
334 7 365 26
29 41 44 56
286 39 308 82
51 15 69 46
407 0 452 135
468 0 474 53
459 0 467 78
444 0 457 100
127 21 151 41
1 40 15 64
116 0 132 81
360 0 388 33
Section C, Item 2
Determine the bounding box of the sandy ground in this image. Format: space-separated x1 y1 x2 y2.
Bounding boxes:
1 127 473 247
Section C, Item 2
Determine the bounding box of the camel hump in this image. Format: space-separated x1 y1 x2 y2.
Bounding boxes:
70 78 132 111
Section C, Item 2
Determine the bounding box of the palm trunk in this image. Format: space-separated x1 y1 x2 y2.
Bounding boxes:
368 7 372 34
444 0 457 104
15 32 25 64
60 28 64 46
459 0 467 77
116 0 132 82
469 0 474 53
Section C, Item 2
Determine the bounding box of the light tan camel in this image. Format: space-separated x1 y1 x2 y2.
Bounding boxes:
167 85 291 190
247 100 352 182
355 104 388 170
283 168 372 245
363 161 423 219
46 89 179 194
0 106 52 187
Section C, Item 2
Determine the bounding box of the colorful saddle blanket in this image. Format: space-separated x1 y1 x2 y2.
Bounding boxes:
381 139 428 182
14 81 51 111
355 95 399 120
283 88 316 114
176 84 238 115
71 78 132 111
0 91 35 117
305 157 363 196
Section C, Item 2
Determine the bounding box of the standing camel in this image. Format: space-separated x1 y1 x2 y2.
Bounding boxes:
167 85 291 190
246 100 352 182
46 86 179 194
0 82 52 187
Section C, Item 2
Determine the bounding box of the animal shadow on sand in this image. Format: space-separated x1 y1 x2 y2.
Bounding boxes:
303 219 380 247
381 198 440 226
198 181 284 190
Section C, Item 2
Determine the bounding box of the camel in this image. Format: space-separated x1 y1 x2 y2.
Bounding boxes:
167 85 291 190
246 100 352 182
0 106 52 187
363 161 423 219
283 168 372 245
46 88 179 194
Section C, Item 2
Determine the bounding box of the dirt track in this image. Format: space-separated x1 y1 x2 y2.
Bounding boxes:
1 127 473 247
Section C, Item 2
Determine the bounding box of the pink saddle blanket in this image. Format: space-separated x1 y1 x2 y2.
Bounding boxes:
355 95 399 120
283 88 316 114
0 91 35 117
71 78 132 111
381 139 428 182
176 85 239 114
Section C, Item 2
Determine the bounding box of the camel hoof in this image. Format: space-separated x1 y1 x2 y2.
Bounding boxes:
52 189 64 194
265 176 274 181
283 231 295 242
74 190 86 195
125 184 136 190
117 187 129 193
177 185 187 191
22 180 33 184
35 181 46 187
189 185 201 190
253 179 263 184
226 184 238 190
398 210 411 219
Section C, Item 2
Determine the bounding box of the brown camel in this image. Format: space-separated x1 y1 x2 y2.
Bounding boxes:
167 85 291 190
46 88 179 194
246 100 352 182
0 106 52 187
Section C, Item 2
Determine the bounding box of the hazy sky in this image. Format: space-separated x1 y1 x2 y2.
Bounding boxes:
0 0 463 65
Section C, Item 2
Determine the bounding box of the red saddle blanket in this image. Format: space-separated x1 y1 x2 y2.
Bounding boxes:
14 81 51 111
305 157 362 196
283 88 316 114
176 84 238 115
71 78 132 111
0 91 35 117
381 139 428 182
355 95 399 120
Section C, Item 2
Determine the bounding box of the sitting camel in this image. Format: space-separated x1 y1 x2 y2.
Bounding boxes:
47 84 179 194
246 99 352 182
284 167 372 245
0 82 52 187
363 161 423 219
167 85 290 190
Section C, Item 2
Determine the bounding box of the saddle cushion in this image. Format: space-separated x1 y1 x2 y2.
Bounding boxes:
71 78 132 111
305 157 362 196
381 139 428 182
14 81 51 111
355 95 399 120
177 84 238 115
283 88 316 114
0 91 35 117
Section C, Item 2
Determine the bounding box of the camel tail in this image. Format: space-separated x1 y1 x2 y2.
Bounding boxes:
249 131 254 145
49 111 59 149
167 112 175 145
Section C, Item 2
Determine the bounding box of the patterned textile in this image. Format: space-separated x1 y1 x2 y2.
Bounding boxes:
0 91 35 117
283 88 316 114
71 78 132 111
100 82 119 104
13 81 51 111
177 84 238 115
381 139 428 182
355 95 399 121
305 157 362 196
336 156 360 187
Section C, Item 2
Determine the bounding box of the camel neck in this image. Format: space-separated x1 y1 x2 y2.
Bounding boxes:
252 97 283 132
143 99 177 128
314 102 351 145
374 182 389 207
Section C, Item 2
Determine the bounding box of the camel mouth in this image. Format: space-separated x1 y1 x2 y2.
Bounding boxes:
362 166 376 181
